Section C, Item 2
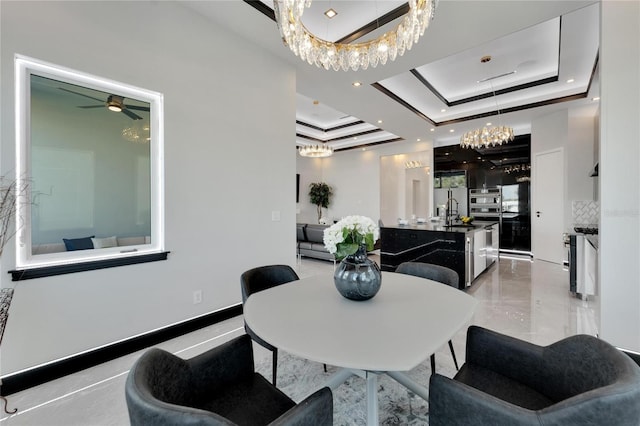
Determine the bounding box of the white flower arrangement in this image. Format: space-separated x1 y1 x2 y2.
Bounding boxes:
323 215 379 260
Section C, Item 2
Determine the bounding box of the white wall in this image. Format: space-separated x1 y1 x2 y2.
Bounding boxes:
380 155 405 225
1 1 296 374
531 109 596 234
380 151 433 226
319 149 381 222
296 156 323 224
599 0 640 350
299 141 432 225
567 110 596 220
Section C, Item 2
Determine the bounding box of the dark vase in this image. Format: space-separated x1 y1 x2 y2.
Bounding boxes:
333 244 382 301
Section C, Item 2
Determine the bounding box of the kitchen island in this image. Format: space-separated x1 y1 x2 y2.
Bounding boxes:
380 221 499 288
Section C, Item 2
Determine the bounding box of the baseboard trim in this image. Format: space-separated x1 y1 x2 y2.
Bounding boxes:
0 304 242 395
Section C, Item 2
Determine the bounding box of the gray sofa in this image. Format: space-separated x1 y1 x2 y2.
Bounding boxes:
297 223 335 262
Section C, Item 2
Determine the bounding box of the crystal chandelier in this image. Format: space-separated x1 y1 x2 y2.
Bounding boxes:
461 56 514 149
122 123 150 143
299 144 334 157
405 160 425 169
460 125 514 149
274 0 439 71
503 164 531 174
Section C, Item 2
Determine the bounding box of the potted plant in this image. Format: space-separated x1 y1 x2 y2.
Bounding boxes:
322 215 379 260
322 215 381 301
308 182 332 224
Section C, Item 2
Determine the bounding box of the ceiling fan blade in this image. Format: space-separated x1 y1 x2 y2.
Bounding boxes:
124 104 150 112
59 87 105 103
122 108 142 120
77 105 105 109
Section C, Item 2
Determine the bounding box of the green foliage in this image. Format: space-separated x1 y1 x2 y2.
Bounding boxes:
308 182 332 208
334 226 375 259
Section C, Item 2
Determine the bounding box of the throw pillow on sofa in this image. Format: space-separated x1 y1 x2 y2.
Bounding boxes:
91 236 118 249
63 236 95 251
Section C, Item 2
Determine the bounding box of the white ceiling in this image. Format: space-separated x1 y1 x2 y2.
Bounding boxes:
182 0 600 151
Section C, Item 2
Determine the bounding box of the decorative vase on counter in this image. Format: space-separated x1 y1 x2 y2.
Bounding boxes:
333 245 382 301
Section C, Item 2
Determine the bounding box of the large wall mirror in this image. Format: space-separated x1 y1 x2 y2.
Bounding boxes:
14 55 165 275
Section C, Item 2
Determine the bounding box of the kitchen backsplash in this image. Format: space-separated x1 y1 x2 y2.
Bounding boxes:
572 200 599 226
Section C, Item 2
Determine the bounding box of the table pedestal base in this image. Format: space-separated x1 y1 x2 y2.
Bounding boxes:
322 367 430 426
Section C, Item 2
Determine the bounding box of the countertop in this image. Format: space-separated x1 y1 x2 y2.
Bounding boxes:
382 220 499 233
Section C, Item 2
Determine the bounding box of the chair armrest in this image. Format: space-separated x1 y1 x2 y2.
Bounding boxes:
429 374 539 426
465 326 545 387
125 366 236 426
270 387 333 426
188 335 255 393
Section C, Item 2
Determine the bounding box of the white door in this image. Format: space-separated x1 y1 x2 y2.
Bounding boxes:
532 148 564 263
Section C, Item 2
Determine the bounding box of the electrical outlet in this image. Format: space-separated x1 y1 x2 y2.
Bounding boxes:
193 290 202 304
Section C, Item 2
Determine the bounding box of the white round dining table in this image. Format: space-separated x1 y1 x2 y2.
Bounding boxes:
244 271 477 425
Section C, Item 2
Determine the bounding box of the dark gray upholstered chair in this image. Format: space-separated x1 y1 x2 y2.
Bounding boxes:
395 261 460 372
241 265 300 386
125 334 333 426
429 326 640 426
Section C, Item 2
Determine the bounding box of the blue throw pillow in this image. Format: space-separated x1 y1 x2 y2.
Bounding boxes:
63 236 95 251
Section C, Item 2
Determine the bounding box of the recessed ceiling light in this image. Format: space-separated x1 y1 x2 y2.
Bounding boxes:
430 128 435 132
449 129 454 133
486 122 492 126
445 152 450 156
566 78 575 83
324 8 337 18
377 120 383 124
362 147 366 151
440 109 446 113
592 96 600 101
477 157 481 160
354 137 358 140
352 81 362 87
417 138 421 142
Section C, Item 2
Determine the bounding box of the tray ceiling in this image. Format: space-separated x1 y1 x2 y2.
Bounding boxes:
185 1 601 152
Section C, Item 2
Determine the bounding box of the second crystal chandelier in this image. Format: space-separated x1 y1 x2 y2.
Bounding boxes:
460 56 515 149
274 0 438 71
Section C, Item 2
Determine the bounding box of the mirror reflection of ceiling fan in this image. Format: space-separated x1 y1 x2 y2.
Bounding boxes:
59 87 150 120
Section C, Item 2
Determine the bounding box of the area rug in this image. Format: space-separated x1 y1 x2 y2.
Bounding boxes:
255 351 457 425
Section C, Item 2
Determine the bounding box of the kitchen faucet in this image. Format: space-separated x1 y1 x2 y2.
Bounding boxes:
445 196 459 226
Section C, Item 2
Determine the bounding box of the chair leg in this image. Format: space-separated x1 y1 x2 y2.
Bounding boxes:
448 340 459 370
272 349 278 387
430 354 436 374
323 363 327 372
1 396 17 415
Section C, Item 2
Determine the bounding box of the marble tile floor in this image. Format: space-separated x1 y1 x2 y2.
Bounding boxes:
0 256 598 425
